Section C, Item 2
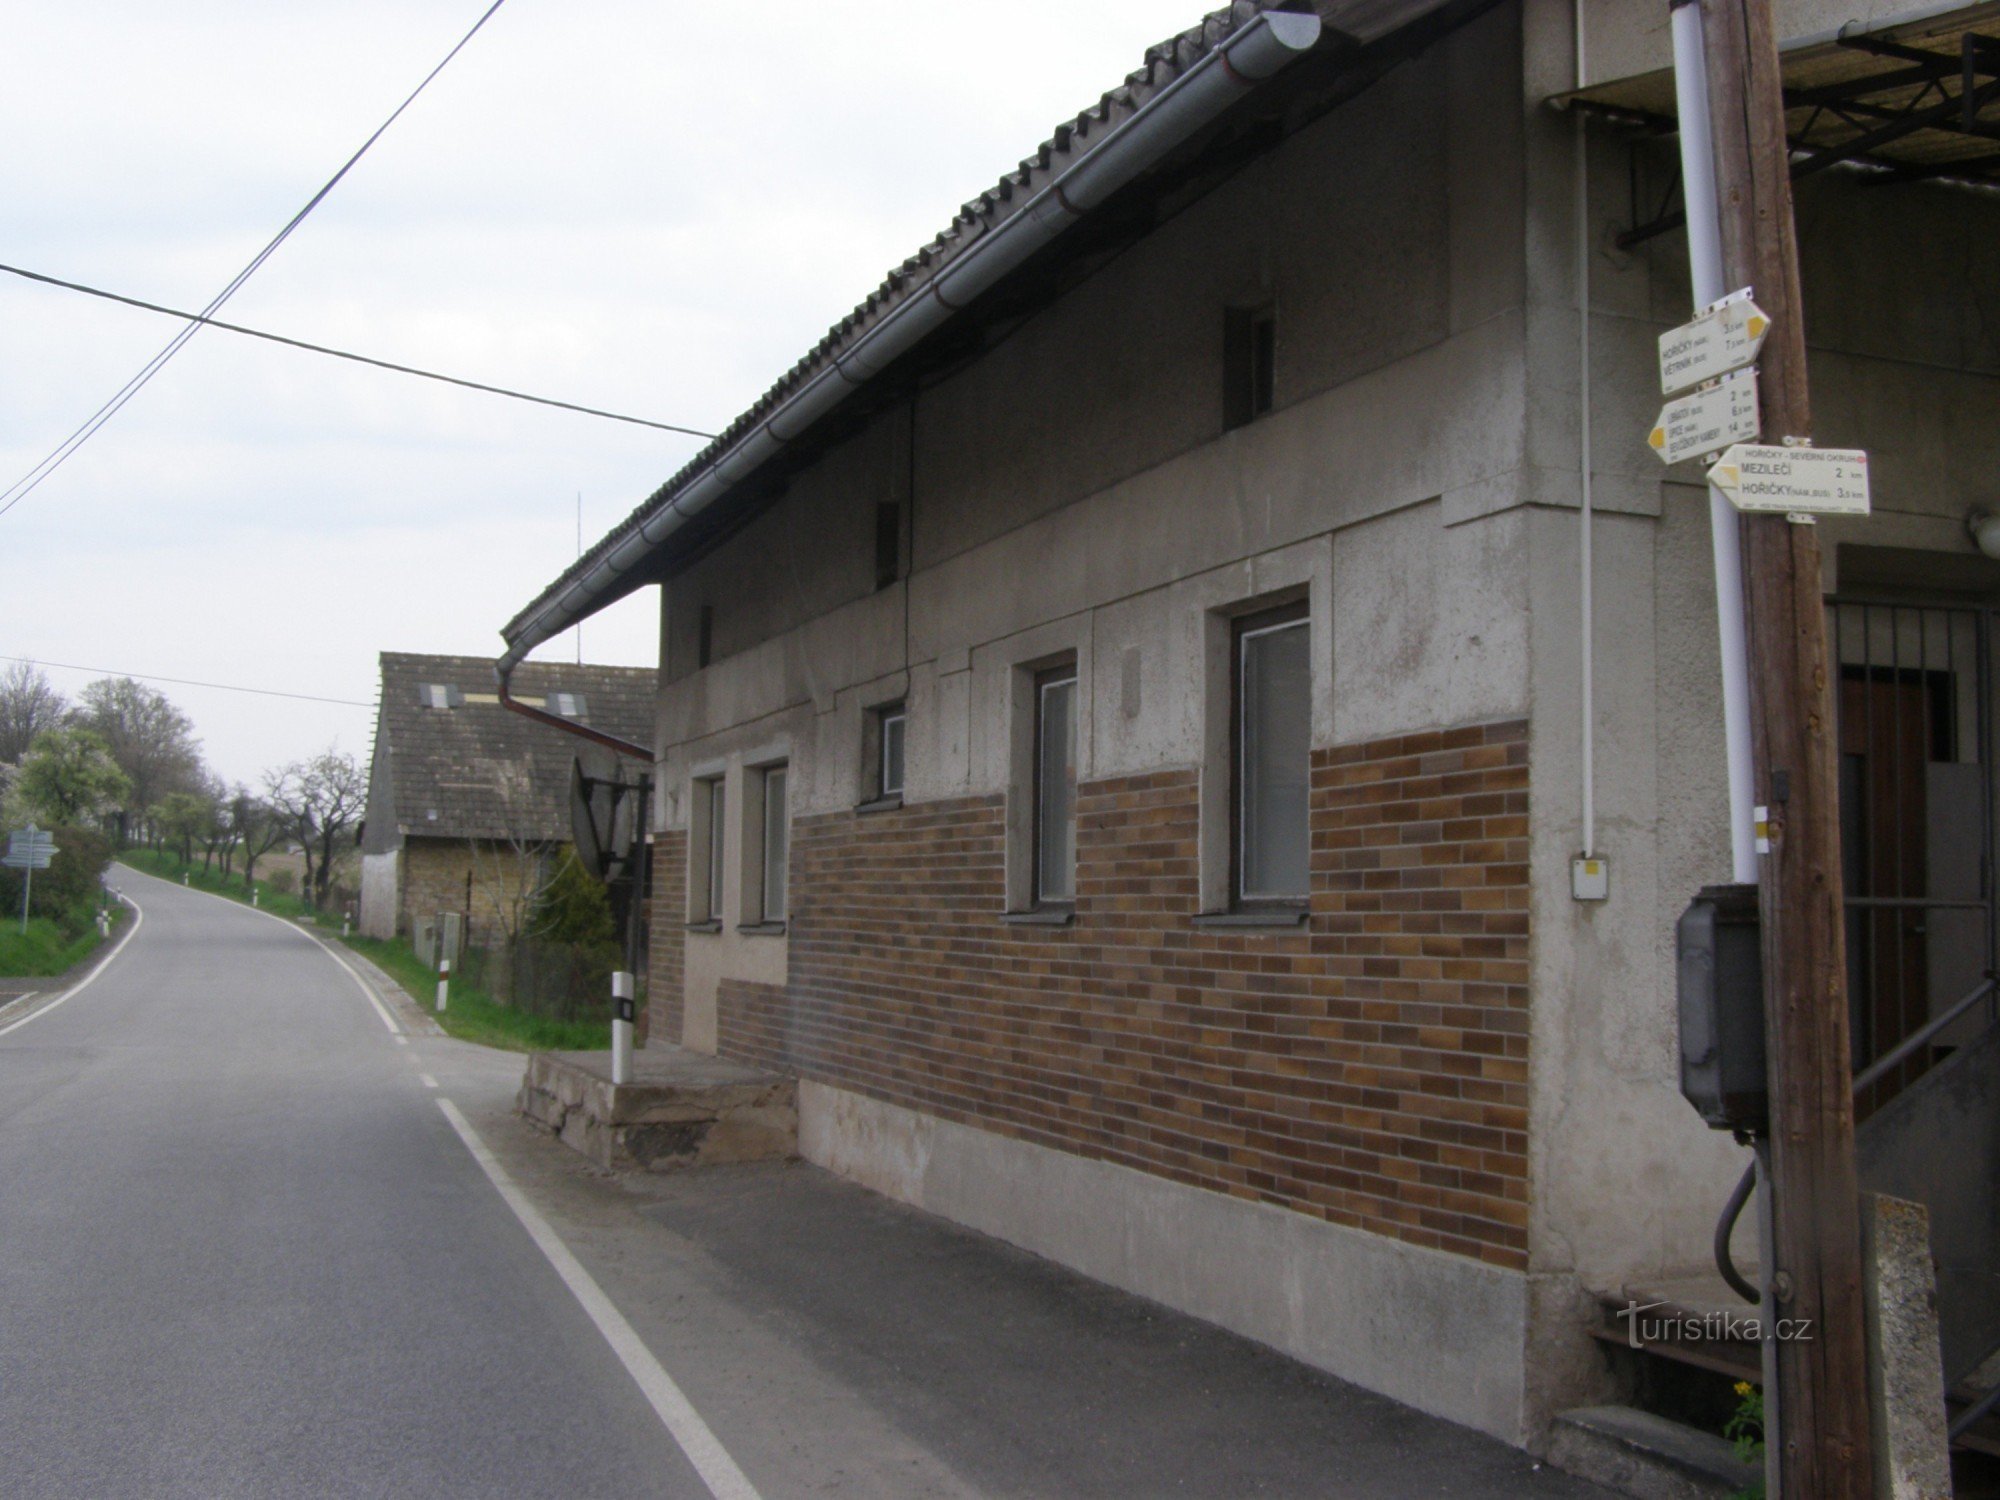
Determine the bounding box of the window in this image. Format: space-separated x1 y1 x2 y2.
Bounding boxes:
760 765 788 922
697 605 714 669
1234 602 1309 905
690 775 726 926
1034 668 1077 905
549 691 587 718
878 704 906 798
1223 305 1276 431
418 683 462 709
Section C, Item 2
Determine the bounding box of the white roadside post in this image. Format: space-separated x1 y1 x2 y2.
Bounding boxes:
252 888 259 908
436 957 450 1013
182 871 190 886
611 971 635 1085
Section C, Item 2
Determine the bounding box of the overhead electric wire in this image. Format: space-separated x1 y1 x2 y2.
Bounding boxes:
1 655 373 709
0 262 716 439
0 0 511 523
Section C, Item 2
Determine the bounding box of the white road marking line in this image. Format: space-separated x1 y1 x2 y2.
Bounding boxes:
434 1098 763 1500
419 1073 438 1088
0 893 144 1040
143 868 401 1035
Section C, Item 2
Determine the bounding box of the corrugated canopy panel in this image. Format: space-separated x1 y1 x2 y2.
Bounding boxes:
1562 5 2000 187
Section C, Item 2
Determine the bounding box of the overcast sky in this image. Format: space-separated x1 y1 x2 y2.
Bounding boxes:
3 0 1205 785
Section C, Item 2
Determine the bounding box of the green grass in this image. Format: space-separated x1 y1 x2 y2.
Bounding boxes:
0 905 118 978
119 846 610 1053
339 933 611 1053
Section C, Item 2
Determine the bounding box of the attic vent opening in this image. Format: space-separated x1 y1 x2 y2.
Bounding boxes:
419 683 463 709
550 692 588 718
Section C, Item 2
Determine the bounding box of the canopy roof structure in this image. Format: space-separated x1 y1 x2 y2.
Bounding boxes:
1561 2 2000 246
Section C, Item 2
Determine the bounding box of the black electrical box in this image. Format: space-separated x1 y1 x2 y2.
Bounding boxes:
1676 882 1768 1134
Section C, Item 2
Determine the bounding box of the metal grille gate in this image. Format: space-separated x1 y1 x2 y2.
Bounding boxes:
1827 597 2000 1109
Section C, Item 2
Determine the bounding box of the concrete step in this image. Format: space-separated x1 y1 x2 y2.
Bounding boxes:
518 1046 797 1173
1546 1405 1758 1500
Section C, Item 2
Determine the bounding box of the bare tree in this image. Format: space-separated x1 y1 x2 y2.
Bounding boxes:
0 661 69 763
230 785 285 889
76 677 203 845
266 749 365 908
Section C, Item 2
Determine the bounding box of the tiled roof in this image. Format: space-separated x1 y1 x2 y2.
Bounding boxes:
369 652 654 844
507 0 1323 642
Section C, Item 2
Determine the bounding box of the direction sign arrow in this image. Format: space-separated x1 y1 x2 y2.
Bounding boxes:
1706 444 1870 516
1659 291 1771 396
1649 367 1760 465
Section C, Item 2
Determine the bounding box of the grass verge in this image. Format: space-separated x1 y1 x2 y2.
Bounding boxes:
339 933 610 1053
121 848 608 1053
0 904 119 978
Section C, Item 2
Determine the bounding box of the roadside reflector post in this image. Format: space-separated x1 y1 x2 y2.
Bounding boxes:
342 913 351 938
436 957 450 1013
611 971 635 1085
182 871 189 886
252 888 259 908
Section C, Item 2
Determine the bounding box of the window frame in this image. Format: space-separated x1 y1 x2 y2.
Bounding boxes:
1230 599 1310 911
687 773 727 929
877 703 907 800
1223 304 1277 432
758 763 788 925
1031 665 1079 909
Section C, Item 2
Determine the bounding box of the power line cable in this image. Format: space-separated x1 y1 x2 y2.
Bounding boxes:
3 654 373 709
0 262 716 439
0 0 511 523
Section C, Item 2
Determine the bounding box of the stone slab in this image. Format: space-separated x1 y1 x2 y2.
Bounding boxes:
517 1046 797 1173
1547 1405 1756 1500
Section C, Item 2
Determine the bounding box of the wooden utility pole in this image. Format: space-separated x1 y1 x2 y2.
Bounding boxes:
1697 2 1873 1493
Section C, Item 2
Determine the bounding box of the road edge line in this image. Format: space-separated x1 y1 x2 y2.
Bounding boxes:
433 1097 763 1500
121 864 401 1036
0 891 144 1039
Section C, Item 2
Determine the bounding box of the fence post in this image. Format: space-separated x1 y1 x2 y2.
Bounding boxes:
436 957 450 1013
612 971 635 1085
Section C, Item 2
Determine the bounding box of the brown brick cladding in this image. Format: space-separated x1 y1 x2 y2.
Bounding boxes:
706 719 1531 1270
647 831 687 1045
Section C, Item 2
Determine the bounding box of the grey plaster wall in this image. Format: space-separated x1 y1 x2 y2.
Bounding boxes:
1515 0 2000 1349
635 0 2000 1441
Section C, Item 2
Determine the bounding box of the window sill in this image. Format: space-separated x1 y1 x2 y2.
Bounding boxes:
855 794 904 815
684 919 722 934
1000 906 1074 927
736 921 787 937
1191 909 1308 931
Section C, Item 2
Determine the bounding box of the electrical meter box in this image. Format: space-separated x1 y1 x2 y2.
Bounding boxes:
1676 882 1768 1134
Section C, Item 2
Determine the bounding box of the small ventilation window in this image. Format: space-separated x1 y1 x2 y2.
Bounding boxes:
549 692 588 718
418 684 463 709
1223 305 1276 431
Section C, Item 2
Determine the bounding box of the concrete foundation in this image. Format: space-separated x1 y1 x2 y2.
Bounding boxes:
518 1048 796 1172
798 1078 1535 1444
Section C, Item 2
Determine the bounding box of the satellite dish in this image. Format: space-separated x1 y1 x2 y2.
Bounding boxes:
569 751 647 885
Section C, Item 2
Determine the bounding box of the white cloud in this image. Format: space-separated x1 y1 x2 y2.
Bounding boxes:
2 0 1205 784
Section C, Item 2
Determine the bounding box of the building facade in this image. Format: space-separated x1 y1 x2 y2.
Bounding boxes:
358 652 655 945
505 0 2000 1446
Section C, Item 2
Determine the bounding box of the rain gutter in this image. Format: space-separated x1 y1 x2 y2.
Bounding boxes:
494 8 1324 684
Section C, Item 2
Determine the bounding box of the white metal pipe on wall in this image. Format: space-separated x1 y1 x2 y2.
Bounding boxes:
1576 0 1596 861
1671 0 1758 886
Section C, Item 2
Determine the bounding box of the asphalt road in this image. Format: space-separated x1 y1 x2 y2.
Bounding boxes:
0 866 1614 1499
0 868 708 1499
